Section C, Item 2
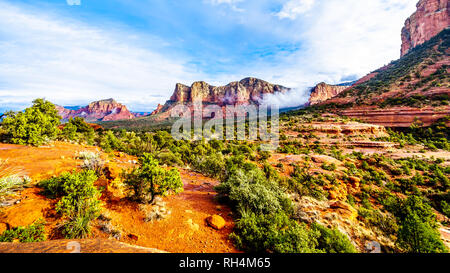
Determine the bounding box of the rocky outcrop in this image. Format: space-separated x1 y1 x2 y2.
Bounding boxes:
308 83 350 105
57 99 135 122
152 77 289 115
401 0 449 56
150 104 164 116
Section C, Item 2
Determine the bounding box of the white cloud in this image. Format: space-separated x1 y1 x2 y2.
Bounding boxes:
275 0 316 20
0 1 203 111
205 0 245 11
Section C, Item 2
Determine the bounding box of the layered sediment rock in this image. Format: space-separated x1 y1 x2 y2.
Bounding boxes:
340 106 450 127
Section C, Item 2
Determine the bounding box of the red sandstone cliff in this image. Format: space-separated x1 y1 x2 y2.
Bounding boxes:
308 83 350 105
57 99 135 122
401 0 449 56
152 77 289 115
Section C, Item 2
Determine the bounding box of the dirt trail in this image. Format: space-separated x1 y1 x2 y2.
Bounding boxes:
0 142 238 253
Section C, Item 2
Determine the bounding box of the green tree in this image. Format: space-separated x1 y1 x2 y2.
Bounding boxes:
62 117 95 144
396 196 447 253
123 154 183 203
1 98 61 146
398 212 447 253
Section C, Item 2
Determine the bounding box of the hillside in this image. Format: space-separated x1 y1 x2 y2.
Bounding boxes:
316 28 449 127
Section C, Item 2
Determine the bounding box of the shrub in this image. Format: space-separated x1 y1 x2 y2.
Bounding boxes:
61 117 95 144
1 99 61 146
39 170 101 239
0 175 30 200
215 168 292 216
0 220 46 242
99 131 122 153
321 163 337 171
311 223 357 253
230 211 320 253
441 201 450 218
193 153 226 179
0 161 31 200
80 157 105 177
123 154 183 203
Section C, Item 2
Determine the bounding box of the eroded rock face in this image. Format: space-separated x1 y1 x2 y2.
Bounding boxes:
308 83 350 105
154 77 289 115
57 98 135 122
401 0 449 56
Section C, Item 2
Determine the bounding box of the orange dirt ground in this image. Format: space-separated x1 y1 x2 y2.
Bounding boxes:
0 142 238 253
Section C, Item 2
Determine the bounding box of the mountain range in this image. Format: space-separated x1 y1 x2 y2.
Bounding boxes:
55 0 449 127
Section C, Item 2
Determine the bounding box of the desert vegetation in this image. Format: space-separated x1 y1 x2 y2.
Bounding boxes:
0 98 449 253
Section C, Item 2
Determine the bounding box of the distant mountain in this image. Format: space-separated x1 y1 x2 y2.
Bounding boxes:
56 98 135 122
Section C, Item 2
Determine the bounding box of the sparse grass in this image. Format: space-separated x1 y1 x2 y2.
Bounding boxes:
76 151 101 160
0 159 31 200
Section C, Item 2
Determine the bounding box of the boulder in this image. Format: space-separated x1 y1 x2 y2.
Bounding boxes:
206 215 226 230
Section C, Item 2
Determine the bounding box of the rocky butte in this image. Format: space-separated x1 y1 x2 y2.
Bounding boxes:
151 77 290 116
56 98 135 122
401 0 449 57
308 82 352 106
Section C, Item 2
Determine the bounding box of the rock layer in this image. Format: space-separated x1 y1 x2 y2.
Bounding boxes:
340 106 450 127
401 0 449 56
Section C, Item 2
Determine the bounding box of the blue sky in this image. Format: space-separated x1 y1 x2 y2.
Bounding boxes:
0 0 418 111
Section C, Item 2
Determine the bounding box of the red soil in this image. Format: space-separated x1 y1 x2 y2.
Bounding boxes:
0 142 238 253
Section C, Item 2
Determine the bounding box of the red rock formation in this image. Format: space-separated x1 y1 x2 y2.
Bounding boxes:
152 77 289 115
308 82 350 105
150 104 164 116
401 0 449 56
57 99 135 122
